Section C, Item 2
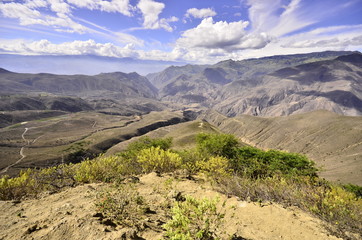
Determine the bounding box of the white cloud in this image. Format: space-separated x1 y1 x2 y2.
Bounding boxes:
48 0 71 15
67 0 134 16
0 0 135 34
177 17 248 49
185 8 216 19
0 1 86 33
24 0 48 8
0 39 140 58
137 0 178 32
246 0 282 32
269 0 316 37
176 17 270 51
246 0 316 37
283 33 362 49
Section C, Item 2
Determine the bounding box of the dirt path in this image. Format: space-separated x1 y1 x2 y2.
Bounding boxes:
1 127 30 174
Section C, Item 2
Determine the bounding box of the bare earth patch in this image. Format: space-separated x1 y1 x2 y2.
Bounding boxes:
0 173 344 240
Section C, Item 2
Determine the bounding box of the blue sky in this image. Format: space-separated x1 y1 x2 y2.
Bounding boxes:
0 0 362 64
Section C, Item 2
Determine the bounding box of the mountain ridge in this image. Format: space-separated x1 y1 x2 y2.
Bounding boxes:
147 51 362 117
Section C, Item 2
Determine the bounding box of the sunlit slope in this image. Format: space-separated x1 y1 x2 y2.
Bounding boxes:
0 111 185 177
202 110 362 185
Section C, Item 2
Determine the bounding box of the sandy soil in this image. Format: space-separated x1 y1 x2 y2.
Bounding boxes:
0 173 345 240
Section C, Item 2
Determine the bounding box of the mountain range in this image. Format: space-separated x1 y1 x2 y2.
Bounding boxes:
0 50 361 185
0 54 186 76
149 51 362 116
2 51 361 117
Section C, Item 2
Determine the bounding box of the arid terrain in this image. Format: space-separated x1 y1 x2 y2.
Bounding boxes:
0 111 186 177
0 173 353 240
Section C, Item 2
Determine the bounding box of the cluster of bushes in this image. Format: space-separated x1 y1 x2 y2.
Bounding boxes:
0 134 361 238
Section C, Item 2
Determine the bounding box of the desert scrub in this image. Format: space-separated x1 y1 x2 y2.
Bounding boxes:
218 175 362 238
307 184 362 231
95 184 146 227
73 155 126 183
0 169 35 200
31 164 76 192
177 149 206 175
163 196 225 240
197 156 231 179
137 146 182 173
119 136 173 160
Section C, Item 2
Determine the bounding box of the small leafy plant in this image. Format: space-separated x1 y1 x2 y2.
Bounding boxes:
163 196 225 240
95 184 146 227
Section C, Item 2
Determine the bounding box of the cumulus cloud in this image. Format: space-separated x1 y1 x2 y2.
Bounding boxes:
185 8 216 19
137 0 178 32
176 17 270 51
48 0 71 15
0 39 140 58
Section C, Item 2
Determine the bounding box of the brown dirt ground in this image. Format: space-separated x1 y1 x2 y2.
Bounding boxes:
0 173 347 240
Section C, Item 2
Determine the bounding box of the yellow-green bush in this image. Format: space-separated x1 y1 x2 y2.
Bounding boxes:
311 185 362 227
0 169 35 200
197 156 231 178
137 146 182 173
73 155 125 183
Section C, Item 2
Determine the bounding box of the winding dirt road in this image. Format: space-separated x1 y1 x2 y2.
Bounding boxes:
1 128 29 174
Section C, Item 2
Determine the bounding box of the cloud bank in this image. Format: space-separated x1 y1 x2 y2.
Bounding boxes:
0 0 361 65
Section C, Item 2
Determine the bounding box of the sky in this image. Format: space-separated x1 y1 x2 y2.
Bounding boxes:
0 0 362 65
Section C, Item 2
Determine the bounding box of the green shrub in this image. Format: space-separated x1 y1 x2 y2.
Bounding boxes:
232 146 318 178
126 136 172 153
163 196 224 240
95 184 146 227
196 133 239 159
342 184 362 198
137 147 182 173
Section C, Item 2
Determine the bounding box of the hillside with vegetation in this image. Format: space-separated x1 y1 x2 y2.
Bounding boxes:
1 50 361 239
201 110 362 185
1 133 361 239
